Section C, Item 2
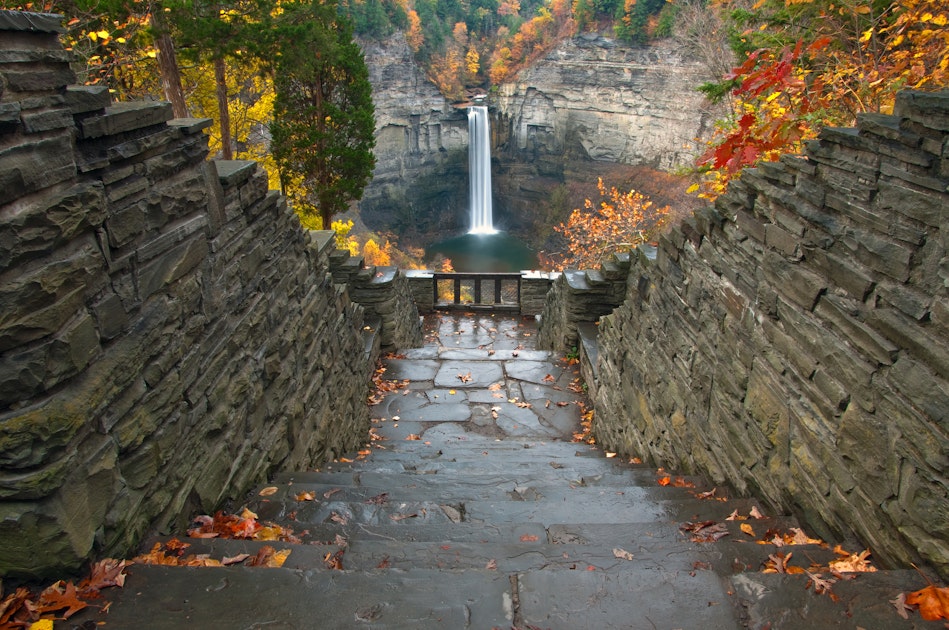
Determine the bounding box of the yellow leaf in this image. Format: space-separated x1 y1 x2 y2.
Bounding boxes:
30 621 54 630
87 31 98 41
740 523 755 537
686 183 700 194
117 37 126 43
96 30 110 40
266 548 291 568
146 50 157 58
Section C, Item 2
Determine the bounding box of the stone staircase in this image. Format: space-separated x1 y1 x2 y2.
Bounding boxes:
71 314 943 629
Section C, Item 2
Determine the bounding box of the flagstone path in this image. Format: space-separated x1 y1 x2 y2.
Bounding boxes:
74 313 942 629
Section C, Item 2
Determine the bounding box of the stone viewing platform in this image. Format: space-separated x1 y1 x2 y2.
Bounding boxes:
67 314 945 629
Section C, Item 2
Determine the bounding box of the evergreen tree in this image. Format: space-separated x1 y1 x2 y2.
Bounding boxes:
267 0 376 229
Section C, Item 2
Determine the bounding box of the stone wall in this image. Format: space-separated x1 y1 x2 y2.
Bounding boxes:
592 90 949 575
0 12 374 578
536 252 633 352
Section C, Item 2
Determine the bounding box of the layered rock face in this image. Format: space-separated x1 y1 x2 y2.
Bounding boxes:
0 13 382 578
359 34 716 245
359 34 469 239
590 91 949 576
495 35 715 170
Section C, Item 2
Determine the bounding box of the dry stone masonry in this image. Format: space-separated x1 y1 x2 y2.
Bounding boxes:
0 11 399 578
588 91 949 577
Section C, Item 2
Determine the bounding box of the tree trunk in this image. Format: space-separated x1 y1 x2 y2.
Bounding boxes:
214 56 233 159
151 10 189 118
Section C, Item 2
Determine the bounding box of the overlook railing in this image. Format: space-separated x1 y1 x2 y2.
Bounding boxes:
432 272 521 311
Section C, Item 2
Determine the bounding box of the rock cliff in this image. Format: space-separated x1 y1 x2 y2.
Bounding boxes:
359 34 469 241
495 34 716 170
359 34 716 247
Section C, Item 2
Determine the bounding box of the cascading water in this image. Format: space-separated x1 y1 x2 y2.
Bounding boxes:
467 105 496 234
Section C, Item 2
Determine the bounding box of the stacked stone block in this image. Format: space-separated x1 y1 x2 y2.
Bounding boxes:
592 90 949 577
0 12 372 578
536 252 632 351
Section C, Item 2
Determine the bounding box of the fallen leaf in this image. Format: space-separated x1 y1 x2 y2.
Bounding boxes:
485 559 498 570
906 584 949 621
680 520 730 543
222 553 251 566
406 434 421 440
295 491 316 501
448 389 456 395
520 534 540 542
543 374 556 382
330 512 349 525
605 452 617 458
740 523 756 537
891 592 912 619
29 620 54 630
323 488 342 499
749 506 765 519
805 571 837 596
828 546 877 573
259 486 279 497
376 556 391 569
323 549 344 570
657 476 671 486
79 558 129 593
457 372 472 383
488 383 503 391
612 548 635 561
366 492 389 505
36 581 88 619
556 401 570 407
390 513 418 522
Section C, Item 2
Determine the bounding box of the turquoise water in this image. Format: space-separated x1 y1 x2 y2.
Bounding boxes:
425 232 538 272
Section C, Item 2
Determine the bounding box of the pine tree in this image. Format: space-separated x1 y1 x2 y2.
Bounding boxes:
267 0 376 229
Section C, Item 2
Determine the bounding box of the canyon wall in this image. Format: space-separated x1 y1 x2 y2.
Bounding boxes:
588 91 949 575
495 35 715 171
0 13 382 578
359 34 469 240
359 34 716 244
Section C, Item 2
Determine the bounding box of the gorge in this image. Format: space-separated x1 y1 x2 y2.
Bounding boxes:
358 33 716 254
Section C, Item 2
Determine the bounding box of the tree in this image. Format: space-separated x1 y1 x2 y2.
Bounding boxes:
554 178 669 269
267 0 376 229
692 0 949 199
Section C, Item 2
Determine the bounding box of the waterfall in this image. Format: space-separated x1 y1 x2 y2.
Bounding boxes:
467 105 496 234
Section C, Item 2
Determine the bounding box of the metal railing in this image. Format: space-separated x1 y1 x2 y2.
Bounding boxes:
432 272 521 311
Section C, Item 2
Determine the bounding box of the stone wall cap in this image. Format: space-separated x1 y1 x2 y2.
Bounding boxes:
79 101 173 139
168 118 213 134
0 10 64 33
64 85 111 114
214 160 257 187
404 269 434 278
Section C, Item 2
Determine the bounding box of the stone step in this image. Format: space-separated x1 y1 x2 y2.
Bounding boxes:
249 477 721 509
730 569 946 629
71 565 514 629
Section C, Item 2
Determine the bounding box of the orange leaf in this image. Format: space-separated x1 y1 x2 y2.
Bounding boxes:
520 534 539 542
657 476 671 486
740 523 756 537
906 585 949 621
37 581 88 619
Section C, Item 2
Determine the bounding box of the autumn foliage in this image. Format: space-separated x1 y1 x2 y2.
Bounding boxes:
552 178 669 269
694 0 949 198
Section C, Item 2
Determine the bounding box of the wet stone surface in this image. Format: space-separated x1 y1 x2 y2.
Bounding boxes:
73 313 942 630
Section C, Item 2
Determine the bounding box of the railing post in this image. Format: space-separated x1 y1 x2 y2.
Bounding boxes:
453 277 461 305
474 278 483 304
